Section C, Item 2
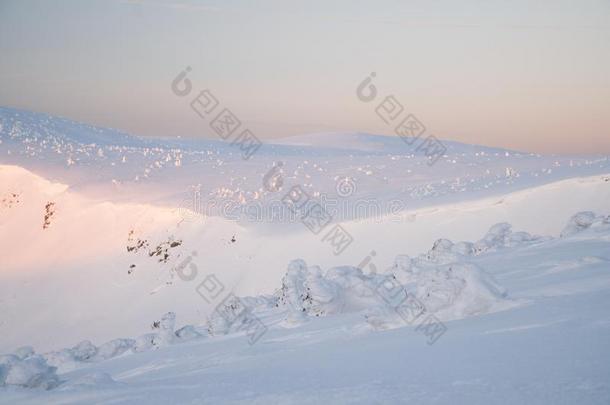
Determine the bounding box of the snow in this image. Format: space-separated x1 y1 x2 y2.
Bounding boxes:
1 354 59 390
2 210 609 401
174 325 204 341
1 217 609 402
95 340 136 362
1 107 610 403
561 211 610 237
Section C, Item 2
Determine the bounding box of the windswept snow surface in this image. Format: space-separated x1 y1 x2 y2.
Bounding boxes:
1 107 610 403
1 213 610 403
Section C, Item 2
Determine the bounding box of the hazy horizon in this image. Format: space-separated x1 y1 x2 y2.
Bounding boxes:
1 0 609 154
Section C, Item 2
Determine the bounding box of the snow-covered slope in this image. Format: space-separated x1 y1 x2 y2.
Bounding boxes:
2 106 609 211
2 107 610 403
1 163 609 354
1 206 609 403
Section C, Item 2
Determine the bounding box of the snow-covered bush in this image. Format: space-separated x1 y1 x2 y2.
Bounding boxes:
44 349 75 370
45 340 98 370
0 364 9 387
561 211 610 237
0 355 20 387
155 311 177 346
451 241 475 256
207 311 232 336
473 223 511 254
273 256 509 326
405 220 548 265
561 211 597 237
95 338 135 360
133 313 177 352
508 231 538 246
101 311 180 352
276 259 311 314
411 263 507 319
425 238 456 263
0 312 207 388
3 355 59 390
175 325 204 341
1 349 52 388
275 260 383 319
71 340 97 361
133 333 159 352
388 255 415 285
206 294 273 335
13 346 34 360
471 222 545 254
421 237 492 263
385 251 508 318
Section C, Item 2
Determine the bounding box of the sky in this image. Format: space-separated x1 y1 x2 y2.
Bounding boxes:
0 0 609 154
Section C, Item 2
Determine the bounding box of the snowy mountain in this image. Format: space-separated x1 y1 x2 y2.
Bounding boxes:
2 106 609 211
1 107 610 403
